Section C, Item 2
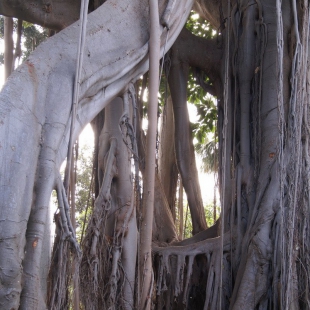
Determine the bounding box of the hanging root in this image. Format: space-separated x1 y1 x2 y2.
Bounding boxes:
119 84 139 161
58 177 81 254
153 233 230 307
47 214 71 310
108 245 121 307
80 95 138 310
106 198 136 310
47 176 81 309
80 138 117 309
89 138 117 253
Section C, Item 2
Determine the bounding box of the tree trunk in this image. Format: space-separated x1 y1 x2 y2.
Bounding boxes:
178 180 184 239
0 0 193 308
12 19 23 67
80 97 137 309
2 0 310 309
139 1 160 307
168 56 207 234
158 96 178 221
4 16 14 80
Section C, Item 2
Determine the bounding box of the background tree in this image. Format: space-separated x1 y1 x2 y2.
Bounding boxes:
0 16 48 78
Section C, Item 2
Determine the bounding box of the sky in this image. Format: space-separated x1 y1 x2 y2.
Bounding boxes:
188 104 218 205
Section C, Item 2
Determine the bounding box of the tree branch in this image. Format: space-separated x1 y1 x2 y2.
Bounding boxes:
0 0 80 30
173 27 222 88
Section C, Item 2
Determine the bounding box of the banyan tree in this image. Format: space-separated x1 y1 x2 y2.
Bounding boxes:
0 0 310 309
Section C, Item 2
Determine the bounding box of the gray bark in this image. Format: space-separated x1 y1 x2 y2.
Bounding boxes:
4 16 14 79
158 96 178 220
0 0 193 308
2 0 310 309
0 0 80 30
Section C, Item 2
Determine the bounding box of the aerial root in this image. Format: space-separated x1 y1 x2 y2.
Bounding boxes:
153 233 230 304
80 135 137 309
120 86 139 161
80 139 118 309
174 255 186 297
183 255 194 304
88 138 117 256
108 245 121 308
47 176 82 309
107 207 135 308
153 232 230 257
56 176 81 255
204 253 216 308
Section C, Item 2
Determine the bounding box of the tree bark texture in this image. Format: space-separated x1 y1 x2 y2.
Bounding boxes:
0 0 193 308
155 0 310 308
158 96 178 221
139 1 160 307
1 0 310 309
4 16 14 80
80 97 137 309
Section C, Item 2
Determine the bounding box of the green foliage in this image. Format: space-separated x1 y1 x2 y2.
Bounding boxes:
186 11 214 39
0 16 22 36
204 202 220 227
75 145 94 242
192 97 218 173
185 12 219 173
196 139 218 173
189 89 218 173
0 16 4 65
183 205 193 239
0 16 49 65
0 16 3 39
191 97 217 142
22 22 48 59
182 202 220 239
